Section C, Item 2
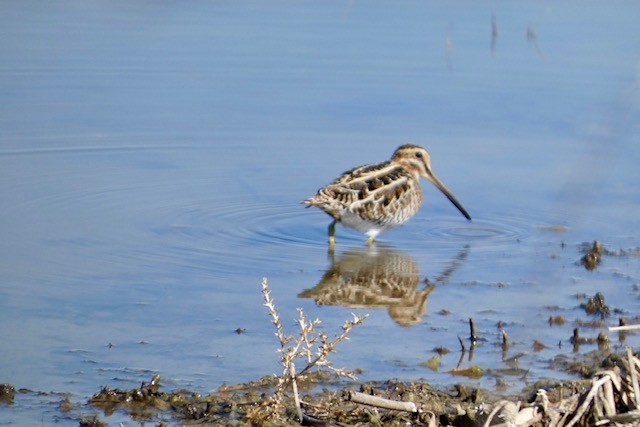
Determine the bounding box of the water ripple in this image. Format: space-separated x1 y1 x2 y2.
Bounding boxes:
425 213 534 244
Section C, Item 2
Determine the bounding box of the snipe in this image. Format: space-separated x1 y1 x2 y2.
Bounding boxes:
303 144 471 246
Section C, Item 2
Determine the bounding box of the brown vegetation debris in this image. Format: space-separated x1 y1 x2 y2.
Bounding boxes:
583 292 611 318
578 241 603 271
0 383 16 404
533 340 548 352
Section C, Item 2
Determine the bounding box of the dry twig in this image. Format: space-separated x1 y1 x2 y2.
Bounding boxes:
347 391 418 413
608 324 640 332
248 278 367 423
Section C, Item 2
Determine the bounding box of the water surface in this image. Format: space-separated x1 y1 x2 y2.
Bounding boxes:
1 1 640 424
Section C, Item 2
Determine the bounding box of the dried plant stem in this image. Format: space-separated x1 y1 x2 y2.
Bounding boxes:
603 379 616 416
628 346 640 409
252 278 367 423
483 400 511 427
608 324 640 331
289 361 303 422
565 375 611 427
348 391 417 413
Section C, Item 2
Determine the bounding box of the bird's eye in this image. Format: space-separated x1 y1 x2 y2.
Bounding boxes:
415 152 423 158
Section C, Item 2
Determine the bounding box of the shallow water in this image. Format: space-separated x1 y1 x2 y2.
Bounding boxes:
1 1 640 424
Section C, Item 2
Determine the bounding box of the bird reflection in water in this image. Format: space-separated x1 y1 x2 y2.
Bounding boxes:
298 246 469 326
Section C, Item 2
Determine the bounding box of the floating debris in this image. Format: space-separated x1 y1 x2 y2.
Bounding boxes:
448 366 484 379
78 415 106 427
433 346 450 356
575 318 608 328
421 356 441 372
58 396 73 413
578 240 604 270
597 331 610 351
570 328 589 345
584 292 611 318
0 384 16 404
577 242 640 271
533 340 548 352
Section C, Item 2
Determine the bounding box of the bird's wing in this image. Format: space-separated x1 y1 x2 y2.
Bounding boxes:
309 161 418 224
349 164 419 224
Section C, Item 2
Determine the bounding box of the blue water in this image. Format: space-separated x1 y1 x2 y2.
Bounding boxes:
1 1 640 424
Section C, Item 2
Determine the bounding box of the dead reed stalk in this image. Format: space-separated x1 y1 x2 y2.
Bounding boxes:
478 346 640 427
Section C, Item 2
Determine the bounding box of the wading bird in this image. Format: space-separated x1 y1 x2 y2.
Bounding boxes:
303 144 471 246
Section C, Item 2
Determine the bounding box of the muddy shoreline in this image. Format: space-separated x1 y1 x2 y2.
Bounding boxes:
2 348 638 426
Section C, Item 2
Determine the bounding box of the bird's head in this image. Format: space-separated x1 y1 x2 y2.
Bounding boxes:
392 144 471 221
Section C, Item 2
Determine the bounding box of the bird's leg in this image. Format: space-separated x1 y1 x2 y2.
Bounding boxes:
328 220 336 248
366 236 375 246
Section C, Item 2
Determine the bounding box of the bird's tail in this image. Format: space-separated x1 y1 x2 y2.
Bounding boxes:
301 197 317 207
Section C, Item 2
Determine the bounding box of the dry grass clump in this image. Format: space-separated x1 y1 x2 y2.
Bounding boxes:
247 278 367 424
476 347 640 427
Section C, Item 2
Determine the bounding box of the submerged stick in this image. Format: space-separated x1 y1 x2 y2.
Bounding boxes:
469 318 477 345
501 329 509 349
348 391 417 413
571 327 580 343
458 335 466 352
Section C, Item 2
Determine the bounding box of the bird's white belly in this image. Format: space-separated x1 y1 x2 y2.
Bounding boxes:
340 210 390 238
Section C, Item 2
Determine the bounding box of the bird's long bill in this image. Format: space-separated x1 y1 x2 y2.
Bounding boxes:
426 171 472 221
